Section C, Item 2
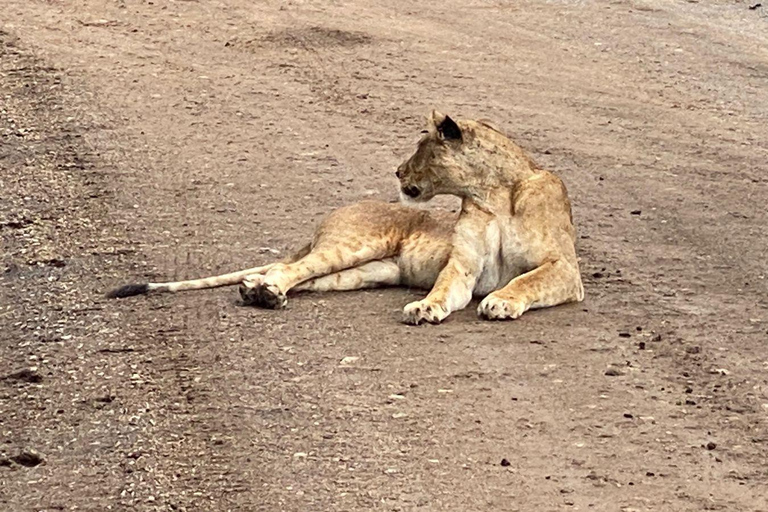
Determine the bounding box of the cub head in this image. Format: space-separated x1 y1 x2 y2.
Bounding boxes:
396 111 465 202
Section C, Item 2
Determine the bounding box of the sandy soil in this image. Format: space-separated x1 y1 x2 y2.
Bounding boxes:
2 1 768 511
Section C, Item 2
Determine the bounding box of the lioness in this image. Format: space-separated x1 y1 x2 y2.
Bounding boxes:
109 111 584 324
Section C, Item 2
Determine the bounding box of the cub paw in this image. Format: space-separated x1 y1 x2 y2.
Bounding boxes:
402 300 448 325
240 281 287 309
477 295 526 320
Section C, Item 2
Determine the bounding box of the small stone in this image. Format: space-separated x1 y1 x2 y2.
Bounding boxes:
623 413 634 419
2 368 42 384
630 210 642 215
11 448 44 467
500 458 511 467
339 356 359 365
618 332 631 338
293 452 307 458
605 368 625 376
638 341 646 350
706 442 717 450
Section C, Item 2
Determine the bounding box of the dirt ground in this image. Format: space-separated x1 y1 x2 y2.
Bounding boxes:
2 0 768 511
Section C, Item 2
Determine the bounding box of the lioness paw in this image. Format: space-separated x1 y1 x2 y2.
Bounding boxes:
478 295 526 320
402 300 448 325
240 281 287 309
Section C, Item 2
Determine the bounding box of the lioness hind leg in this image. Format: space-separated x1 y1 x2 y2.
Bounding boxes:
293 259 401 293
477 259 583 320
240 240 391 309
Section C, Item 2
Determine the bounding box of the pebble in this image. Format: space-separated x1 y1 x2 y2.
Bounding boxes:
11 448 44 467
2 368 42 384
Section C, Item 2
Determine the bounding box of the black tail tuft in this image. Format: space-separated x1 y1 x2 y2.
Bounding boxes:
106 283 150 299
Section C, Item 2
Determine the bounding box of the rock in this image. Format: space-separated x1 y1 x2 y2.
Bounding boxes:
1 368 42 384
706 441 717 450
605 368 625 376
500 458 511 467
11 448 44 467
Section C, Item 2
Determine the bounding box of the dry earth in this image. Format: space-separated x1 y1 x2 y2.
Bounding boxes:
2 1 768 511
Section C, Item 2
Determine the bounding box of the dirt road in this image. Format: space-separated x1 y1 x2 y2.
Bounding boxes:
2 1 768 510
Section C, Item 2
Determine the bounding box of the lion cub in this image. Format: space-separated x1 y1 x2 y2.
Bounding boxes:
108 111 583 324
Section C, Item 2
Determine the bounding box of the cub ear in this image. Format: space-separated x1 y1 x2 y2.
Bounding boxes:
432 111 462 142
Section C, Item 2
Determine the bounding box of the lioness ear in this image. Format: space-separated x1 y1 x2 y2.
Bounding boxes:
427 110 444 134
435 113 462 142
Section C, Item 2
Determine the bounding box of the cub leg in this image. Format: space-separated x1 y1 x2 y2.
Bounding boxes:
477 259 584 320
240 240 391 309
293 259 401 292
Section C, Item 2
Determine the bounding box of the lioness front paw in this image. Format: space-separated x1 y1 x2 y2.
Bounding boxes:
240 281 287 309
402 300 449 325
477 295 526 320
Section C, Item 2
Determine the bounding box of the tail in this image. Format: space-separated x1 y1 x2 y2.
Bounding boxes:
107 244 312 299
106 264 276 299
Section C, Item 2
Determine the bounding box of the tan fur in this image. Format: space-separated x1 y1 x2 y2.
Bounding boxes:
109 111 583 324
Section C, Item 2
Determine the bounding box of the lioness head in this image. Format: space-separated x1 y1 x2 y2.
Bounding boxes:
396 111 464 202
396 111 534 202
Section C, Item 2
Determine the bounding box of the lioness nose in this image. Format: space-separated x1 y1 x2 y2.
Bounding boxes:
402 185 420 198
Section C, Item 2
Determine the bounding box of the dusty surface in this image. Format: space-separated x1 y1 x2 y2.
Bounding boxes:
2 1 768 511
